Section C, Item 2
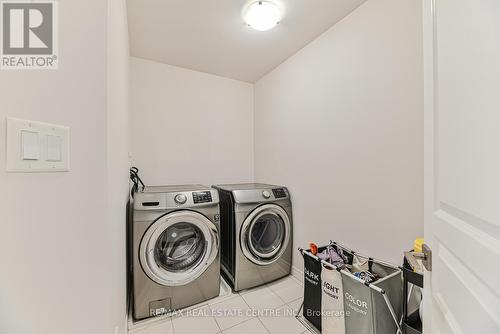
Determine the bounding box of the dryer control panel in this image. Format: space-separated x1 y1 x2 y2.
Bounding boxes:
193 191 213 204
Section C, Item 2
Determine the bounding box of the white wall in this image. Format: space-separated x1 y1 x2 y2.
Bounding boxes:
254 0 424 268
129 57 254 186
107 0 130 333
0 1 130 333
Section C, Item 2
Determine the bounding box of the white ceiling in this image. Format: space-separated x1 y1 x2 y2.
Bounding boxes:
127 0 367 83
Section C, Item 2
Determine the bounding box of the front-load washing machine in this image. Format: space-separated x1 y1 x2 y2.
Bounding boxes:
212 183 292 291
132 185 220 319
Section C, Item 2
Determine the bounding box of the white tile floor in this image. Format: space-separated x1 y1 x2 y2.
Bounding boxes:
130 275 313 334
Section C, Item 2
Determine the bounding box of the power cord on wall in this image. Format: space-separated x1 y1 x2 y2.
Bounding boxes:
130 167 145 197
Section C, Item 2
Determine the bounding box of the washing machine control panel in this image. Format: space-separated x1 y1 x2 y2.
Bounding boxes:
192 191 213 204
272 188 287 198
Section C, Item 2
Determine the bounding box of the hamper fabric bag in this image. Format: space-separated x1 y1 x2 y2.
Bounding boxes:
303 251 322 331
342 257 403 334
343 273 375 333
321 265 345 334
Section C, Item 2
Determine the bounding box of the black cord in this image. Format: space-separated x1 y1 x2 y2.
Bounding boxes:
130 166 145 197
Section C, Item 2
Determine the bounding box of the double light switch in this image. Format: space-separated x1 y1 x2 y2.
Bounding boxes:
7 117 70 172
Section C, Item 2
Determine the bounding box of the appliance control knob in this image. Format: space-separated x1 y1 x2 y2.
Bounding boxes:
174 194 187 204
262 190 271 199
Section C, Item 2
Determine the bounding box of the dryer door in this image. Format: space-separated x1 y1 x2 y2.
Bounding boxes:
240 204 291 265
140 210 219 286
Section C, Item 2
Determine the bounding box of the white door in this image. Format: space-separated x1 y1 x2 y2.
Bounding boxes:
423 0 500 333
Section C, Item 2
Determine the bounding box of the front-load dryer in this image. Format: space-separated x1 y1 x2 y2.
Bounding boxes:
212 183 292 291
132 185 220 319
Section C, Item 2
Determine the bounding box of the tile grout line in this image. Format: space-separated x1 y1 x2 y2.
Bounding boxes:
207 301 224 333
238 287 283 334
208 292 239 307
241 285 287 310
238 278 306 333
169 316 175 334
286 296 303 312
266 277 304 307
212 292 257 333
172 277 302 334
238 290 272 334
221 316 257 333
256 316 272 334
265 279 308 334
266 283 289 306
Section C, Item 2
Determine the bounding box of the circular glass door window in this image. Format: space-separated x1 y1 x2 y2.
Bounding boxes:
140 210 219 286
154 222 206 272
249 213 285 259
240 204 291 266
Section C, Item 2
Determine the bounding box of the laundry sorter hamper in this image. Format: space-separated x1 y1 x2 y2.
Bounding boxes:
298 242 403 334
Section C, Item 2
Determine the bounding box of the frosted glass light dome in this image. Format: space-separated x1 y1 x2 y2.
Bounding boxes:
243 1 281 31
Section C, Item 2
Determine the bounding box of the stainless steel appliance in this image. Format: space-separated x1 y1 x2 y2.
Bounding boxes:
212 183 292 291
132 185 220 319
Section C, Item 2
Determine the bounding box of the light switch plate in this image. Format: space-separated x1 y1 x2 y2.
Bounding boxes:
6 117 70 172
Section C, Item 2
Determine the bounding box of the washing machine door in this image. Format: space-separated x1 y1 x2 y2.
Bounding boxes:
140 210 219 286
240 204 291 265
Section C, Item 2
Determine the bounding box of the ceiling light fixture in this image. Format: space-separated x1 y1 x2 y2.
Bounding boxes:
243 1 281 32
